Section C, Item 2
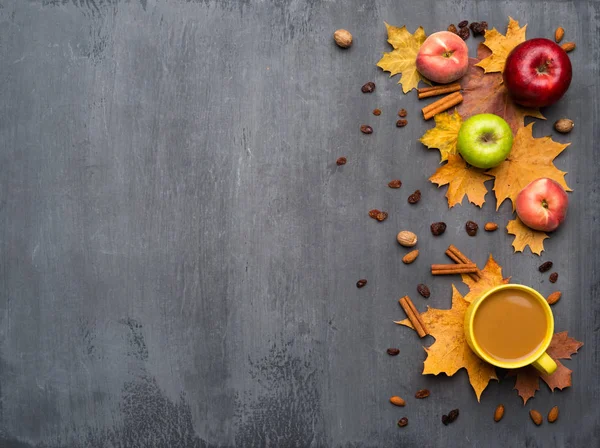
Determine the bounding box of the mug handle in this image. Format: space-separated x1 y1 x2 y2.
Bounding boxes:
531 352 558 375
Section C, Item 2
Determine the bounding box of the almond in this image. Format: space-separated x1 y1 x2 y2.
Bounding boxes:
547 291 562 305
493 404 505 422
484 222 498 232
397 230 418 247
561 42 576 52
530 409 543 426
548 405 559 423
555 26 565 43
402 250 419 264
389 396 406 407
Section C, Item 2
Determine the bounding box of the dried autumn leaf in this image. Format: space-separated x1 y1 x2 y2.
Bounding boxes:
429 154 493 208
507 218 549 255
396 286 498 401
488 123 571 211
458 45 544 134
461 254 511 303
419 110 463 162
510 332 583 404
377 23 430 93
476 17 527 73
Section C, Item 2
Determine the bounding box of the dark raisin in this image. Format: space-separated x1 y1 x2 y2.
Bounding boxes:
360 124 373 134
387 348 400 356
408 190 421 204
356 279 367 288
396 119 408 127
376 211 388 222
398 108 407 117
458 20 469 28
361 81 376 93
539 261 553 272
447 24 458 34
443 409 459 425
430 222 447 236
549 272 558 283
465 220 478 236
336 157 347 166
373 108 381 116
368 209 380 219
415 389 430 399
397 417 408 427
470 22 487 36
458 27 470 40
388 179 402 189
417 284 431 298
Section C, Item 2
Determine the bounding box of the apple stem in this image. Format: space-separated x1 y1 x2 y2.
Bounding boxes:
537 59 553 74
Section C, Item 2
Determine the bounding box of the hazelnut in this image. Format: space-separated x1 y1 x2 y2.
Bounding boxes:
554 118 574 134
333 29 353 48
397 231 418 247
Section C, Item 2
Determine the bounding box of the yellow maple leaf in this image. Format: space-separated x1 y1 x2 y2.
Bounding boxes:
507 218 549 255
429 154 493 208
376 23 430 93
476 17 527 73
488 123 571 211
419 110 463 162
396 286 498 401
461 254 511 303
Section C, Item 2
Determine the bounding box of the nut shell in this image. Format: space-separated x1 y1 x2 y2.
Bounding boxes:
333 29 353 48
397 231 418 247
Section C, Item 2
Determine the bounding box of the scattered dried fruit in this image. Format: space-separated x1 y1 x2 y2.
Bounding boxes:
561 42 575 52
356 279 367 288
372 108 382 116
398 108 407 117
465 221 479 236
430 222 447 236
469 21 488 36
387 348 400 356
547 291 562 305
442 409 459 425
417 284 431 298
554 118 574 134
447 24 458 34
360 124 373 134
397 417 408 427
397 231 418 247
555 27 565 43
396 119 408 127
539 261 553 272
402 250 419 264
336 157 347 166
390 396 406 407
376 211 388 222
458 20 469 28
530 409 543 426
408 190 421 204
333 29 353 48
388 179 402 189
484 222 498 232
549 272 558 283
415 389 430 399
361 81 376 93
548 406 559 423
494 404 505 422
458 27 470 40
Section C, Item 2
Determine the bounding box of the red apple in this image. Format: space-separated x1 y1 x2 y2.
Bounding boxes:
503 38 572 108
516 178 568 232
416 31 469 84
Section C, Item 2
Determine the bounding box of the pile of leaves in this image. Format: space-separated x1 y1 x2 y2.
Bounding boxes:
378 18 572 255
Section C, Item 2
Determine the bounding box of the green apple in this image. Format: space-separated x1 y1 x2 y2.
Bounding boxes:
457 114 513 169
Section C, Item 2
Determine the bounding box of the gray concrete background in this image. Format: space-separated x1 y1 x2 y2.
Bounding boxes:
0 0 598 447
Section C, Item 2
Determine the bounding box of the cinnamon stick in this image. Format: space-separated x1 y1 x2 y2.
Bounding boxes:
431 263 477 271
446 245 483 280
432 265 479 275
422 92 463 120
399 296 428 338
418 83 461 99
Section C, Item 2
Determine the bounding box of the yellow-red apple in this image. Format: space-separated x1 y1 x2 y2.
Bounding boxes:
516 178 568 232
416 31 469 84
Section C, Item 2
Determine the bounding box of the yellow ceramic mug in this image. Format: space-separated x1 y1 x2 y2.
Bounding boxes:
464 284 557 375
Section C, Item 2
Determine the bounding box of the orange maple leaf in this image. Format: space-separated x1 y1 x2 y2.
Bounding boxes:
488 123 571 211
429 154 493 208
461 254 511 303
396 286 498 401
507 218 550 255
419 110 463 163
509 332 583 404
457 44 545 134
476 17 527 74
